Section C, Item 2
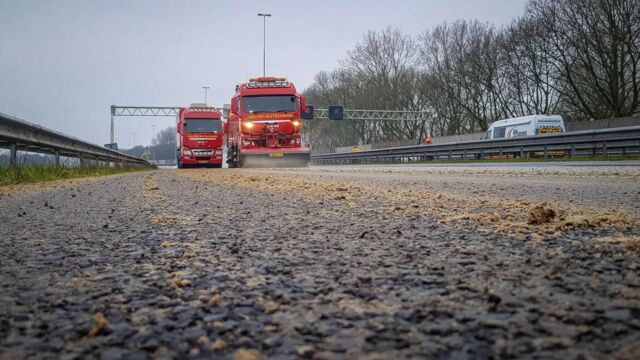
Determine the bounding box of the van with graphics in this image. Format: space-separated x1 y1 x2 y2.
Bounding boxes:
483 115 565 140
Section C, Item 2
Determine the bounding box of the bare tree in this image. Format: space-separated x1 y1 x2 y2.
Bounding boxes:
528 0 640 119
150 126 176 160
304 28 424 150
418 20 506 133
304 0 640 150
499 16 563 117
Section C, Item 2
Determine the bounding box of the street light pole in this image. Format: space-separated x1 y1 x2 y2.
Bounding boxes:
258 13 271 77
202 86 210 105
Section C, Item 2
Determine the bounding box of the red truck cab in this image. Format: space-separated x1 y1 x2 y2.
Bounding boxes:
177 105 224 168
226 77 309 167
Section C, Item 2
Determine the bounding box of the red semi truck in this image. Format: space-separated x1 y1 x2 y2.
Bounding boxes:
176 105 224 168
226 77 310 167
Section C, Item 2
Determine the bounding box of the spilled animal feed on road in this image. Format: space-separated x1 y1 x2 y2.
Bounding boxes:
1 169 639 359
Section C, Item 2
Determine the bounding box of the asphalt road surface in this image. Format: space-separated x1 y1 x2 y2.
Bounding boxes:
1 164 639 359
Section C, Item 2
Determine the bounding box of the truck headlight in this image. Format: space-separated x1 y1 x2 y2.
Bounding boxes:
244 122 254 129
292 120 300 127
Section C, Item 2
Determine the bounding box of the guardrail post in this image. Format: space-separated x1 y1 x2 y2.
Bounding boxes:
54 151 60 166
79 155 85 168
9 142 17 167
603 141 608 157
519 146 524 158
499 147 503 159
544 145 548 159
570 143 576 158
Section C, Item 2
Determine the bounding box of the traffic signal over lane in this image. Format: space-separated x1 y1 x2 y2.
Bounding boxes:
328 105 344 120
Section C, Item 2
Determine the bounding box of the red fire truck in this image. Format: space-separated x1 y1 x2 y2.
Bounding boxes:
176 104 224 168
226 77 310 167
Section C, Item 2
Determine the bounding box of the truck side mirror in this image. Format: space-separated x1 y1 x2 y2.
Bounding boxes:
299 96 307 113
230 99 238 114
301 105 314 120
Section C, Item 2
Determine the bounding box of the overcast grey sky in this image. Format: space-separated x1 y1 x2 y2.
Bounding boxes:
1 0 528 148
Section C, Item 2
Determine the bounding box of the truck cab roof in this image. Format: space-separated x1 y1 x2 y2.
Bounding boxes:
488 115 563 129
180 107 222 119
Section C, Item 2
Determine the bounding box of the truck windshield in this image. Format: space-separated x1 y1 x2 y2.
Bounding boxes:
184 119 220 133
242 95 296 113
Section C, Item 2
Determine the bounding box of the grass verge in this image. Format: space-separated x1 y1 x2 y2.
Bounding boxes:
345 156 640 166
0 165 151 186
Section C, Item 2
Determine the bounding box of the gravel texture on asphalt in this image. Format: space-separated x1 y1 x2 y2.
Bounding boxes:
1 167 639 360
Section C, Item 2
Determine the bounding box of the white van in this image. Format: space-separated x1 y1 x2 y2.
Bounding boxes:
483 115 565 140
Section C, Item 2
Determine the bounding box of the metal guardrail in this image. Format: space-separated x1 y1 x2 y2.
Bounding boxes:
311 126 640 165
0 112 152 167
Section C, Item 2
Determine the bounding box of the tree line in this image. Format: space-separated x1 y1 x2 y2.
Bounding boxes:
122 126 176 161
303 0 640 151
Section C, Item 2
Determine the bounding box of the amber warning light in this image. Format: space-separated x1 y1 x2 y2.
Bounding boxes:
247 77 290 88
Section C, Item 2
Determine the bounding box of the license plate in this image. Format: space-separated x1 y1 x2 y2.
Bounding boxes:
270 153 284 158
198 160 209 163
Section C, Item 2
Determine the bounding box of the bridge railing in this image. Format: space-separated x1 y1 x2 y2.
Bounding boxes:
311 126 640 165
0 112 152 167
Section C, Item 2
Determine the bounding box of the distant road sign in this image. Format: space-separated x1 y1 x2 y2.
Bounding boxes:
328 105 344 120
104 143 118 150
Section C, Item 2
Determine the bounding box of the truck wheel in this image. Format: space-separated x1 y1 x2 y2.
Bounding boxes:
177 161 183 169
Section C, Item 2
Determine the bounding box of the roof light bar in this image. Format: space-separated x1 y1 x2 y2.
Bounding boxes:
246 77 290 88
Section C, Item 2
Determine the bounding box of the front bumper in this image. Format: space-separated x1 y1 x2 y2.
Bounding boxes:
239 148 310 168
181 149 223 165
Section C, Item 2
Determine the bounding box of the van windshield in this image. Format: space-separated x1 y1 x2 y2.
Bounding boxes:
184 119 220 133
493 127 506 139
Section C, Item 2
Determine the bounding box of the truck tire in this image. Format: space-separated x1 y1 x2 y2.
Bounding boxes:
227 145 239 168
